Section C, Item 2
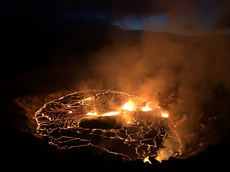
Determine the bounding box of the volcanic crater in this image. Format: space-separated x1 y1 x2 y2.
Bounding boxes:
35 90 182 162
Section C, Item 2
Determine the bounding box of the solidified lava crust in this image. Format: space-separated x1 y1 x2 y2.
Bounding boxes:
34 90 181 161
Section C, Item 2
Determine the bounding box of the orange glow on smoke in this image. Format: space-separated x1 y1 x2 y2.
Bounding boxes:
123 101 134 111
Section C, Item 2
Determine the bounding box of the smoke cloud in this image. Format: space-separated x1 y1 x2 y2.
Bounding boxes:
215 12 230 30
83 32 230 158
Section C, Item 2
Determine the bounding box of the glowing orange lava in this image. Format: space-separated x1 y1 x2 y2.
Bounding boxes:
35 90 182 162
86 112 97 116
162 113 169 118
143 156 151 164
142 106 152 111
100 111 120 116
86 101 135 118
123 101 134 111
84 97 92 101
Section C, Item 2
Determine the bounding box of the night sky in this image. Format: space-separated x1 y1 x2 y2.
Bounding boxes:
2 0 230 37
2 0 230 78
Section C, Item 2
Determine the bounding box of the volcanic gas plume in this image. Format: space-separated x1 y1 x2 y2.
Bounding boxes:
35 90 181 162
84 32 230 158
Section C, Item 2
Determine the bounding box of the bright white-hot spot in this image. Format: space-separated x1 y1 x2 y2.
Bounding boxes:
162 113 169 118
157 106 160 108
100 111 120 116
123 101 134 111
86 111 119 117
84 97 92 101
143 156 152 164
142 106 152 111
86 112 97 116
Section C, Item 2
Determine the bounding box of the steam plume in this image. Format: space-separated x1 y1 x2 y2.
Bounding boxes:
86 32 230 157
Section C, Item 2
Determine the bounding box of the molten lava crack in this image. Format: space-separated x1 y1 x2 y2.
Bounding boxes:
34 90 181 162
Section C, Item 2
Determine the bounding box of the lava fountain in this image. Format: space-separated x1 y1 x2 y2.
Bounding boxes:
34 90 181 162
